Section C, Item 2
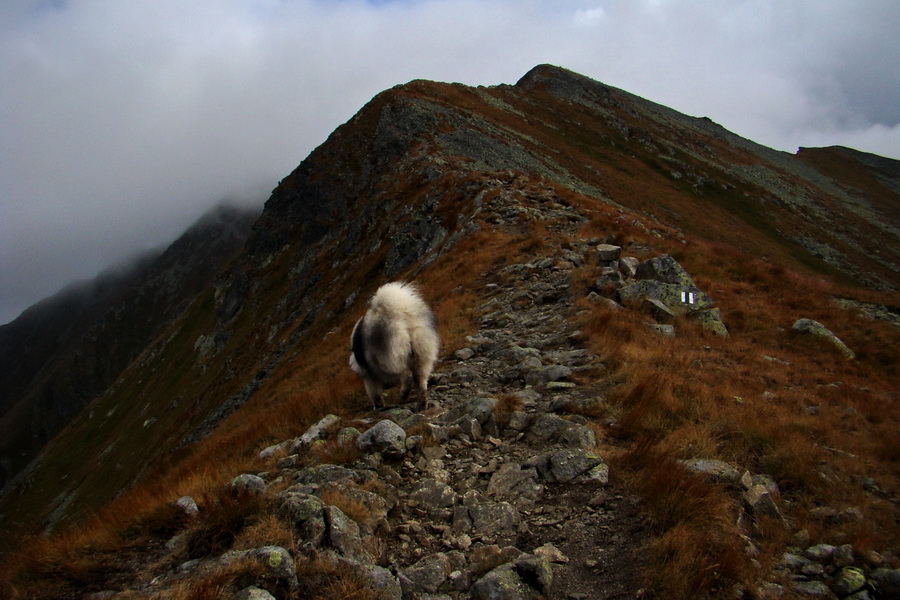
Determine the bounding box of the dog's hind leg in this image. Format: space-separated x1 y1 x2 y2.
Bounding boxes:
363 378 385 411
399 373 412 402
411 367 431 412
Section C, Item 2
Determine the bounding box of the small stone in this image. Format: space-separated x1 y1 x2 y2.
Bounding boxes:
869 568 900 597
259 441 289 460
802 562 825 577
471 554 552 600
449 569 470 592
619 256 640 278
780 552 810 572
329 558 402 600
806 544 836 563
455 348 476 360
294 414 341 450
453 416 483 440
337 427 361 447
679 459 741 485
527 449 605 483
742 485 786 524
175 496 199 518
833 544 855 568
234 586 276 600
469 501 519 535
810 506 838 521
836 506 864 523
223 546 298 597
410 479 458 510
647 323 675 336
596 244 622 262
356 419 407 458
524 365 572 387
487 463 542 500
757 583 785 600
226 474 266 496
863 550 885 568
791 580 835 599
398 553 451 596
831 567 866 597
534 543 569 563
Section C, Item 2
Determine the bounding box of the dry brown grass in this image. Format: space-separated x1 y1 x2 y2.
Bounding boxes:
295 554 388 600
232 514 295 552
571 226 900 598
166 557 270 600
310 436 364 465
318 486 377 530
182 490 270 560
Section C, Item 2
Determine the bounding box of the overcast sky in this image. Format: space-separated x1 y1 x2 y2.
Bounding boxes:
2 0 898 325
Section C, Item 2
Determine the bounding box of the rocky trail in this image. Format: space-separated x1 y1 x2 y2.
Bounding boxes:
72 184 898 599
85 228 655 599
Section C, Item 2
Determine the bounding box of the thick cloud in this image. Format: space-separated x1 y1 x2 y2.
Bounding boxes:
2 0 898 323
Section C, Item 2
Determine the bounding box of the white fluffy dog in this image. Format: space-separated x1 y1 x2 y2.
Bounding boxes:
349 282 440 411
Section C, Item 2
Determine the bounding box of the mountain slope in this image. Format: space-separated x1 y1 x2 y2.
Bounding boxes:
1 66 897 597
0 203 260 490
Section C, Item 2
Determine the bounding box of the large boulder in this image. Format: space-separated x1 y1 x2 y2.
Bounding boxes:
356 419 407 458
688 308 729 337
471 554 553 600
398 552 452 596
291 413 341 452
324 505 369 561
409 478 458 511
635 254 696 286
595 244 622 263
226 474 266 497
791 319 855 359
617 280 713 315
487 463 544 500
526 449 607 484
831 567 866 597
277 492 328 548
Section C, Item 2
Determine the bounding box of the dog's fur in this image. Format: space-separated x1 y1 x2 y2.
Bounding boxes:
349 282 440 411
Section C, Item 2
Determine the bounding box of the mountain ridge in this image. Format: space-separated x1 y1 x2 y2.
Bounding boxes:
1 65 897 599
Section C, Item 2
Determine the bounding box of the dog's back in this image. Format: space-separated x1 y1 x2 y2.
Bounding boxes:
350 282 439 410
